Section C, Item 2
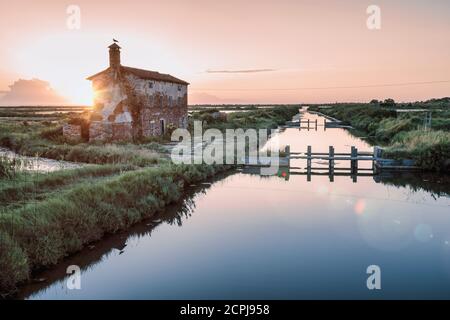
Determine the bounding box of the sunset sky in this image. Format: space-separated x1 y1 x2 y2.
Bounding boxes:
0 0 449 105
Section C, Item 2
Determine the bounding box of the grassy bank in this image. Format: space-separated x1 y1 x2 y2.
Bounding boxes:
0 164 135 208
191 105 300 131
0 105 299 295
309 100 450 171
0 123 163 166
383 130 450 171
0 105 300 167
0 155 20 179
0 163 230 295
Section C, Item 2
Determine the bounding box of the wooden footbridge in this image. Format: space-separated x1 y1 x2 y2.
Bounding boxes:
241 145 381 182
286 145 377 182
283 113 351 131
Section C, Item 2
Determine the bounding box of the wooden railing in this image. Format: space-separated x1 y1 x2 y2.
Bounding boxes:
286 145 377 182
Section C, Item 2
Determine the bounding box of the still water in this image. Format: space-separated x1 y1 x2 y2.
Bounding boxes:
0 147 82 172
21 112 450 299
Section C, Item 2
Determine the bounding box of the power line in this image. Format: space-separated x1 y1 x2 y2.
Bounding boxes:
191 80 450 92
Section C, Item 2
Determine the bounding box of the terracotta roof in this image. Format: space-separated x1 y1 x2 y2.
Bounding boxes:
86 67 110 81
86 66 189 85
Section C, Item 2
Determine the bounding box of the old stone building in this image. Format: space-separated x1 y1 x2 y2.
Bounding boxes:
86 42 189 141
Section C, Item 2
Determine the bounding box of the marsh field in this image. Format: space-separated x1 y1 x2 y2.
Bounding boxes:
0 102 449 299
0 104 299 296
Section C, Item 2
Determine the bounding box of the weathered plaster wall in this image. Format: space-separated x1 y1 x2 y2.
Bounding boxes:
124 73 188 137
89 121 112 141
92 71 132 124
89 70 188 141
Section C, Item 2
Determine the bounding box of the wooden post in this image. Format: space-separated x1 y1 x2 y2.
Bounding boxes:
350 146 356 174
373 146 382 171
307 146 312 168
315 119 318 131
324 118 327 131
307 145 312 181
285 145 290 168
350 146 358 183
307 119 310 131
329 146 334 182
373 146 383 159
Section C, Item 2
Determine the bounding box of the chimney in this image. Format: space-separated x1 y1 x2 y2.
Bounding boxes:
108 43 121 69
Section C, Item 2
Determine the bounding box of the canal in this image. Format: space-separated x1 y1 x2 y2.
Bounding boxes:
21 112 450 299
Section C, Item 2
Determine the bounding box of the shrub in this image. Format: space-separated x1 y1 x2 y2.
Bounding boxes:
0 164 134 205
385 130 450 171
374 118 415 141
0 231 29 295
0 156 20 179
40 126 63 141
0 163 230 294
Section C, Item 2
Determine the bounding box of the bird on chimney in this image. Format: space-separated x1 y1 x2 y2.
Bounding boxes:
113 38 119 43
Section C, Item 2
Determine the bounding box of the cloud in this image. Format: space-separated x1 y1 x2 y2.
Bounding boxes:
205 69 276 74
0 78 68 106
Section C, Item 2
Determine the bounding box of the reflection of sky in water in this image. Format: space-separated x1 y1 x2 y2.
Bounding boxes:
25 115 450 300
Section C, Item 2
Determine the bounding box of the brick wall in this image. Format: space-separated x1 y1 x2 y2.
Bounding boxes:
63 124 82 141
89 69 188 141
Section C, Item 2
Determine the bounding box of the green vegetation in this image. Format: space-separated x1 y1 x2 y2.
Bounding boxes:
190 104 282 111
384 130 450 171
0 105 299 296
0 164 135 207
191 105 300 131
0 163 229 295
0 122 164 166
0 106 300 168
0 110 165 166
309 98 450 171
0 155 26 180
0 156 15 179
